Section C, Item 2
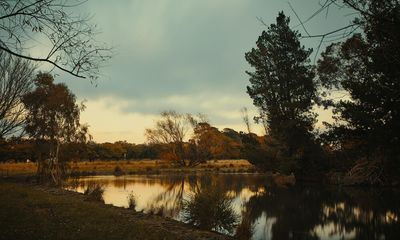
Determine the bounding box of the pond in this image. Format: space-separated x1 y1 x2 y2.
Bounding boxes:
67 174 400 239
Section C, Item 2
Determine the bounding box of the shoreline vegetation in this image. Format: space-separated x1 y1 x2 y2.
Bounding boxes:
0 180 230 240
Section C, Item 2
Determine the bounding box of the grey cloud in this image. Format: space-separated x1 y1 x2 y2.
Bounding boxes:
57 0 354 120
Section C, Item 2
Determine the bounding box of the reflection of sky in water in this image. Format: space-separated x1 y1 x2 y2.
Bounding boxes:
67 174 400 239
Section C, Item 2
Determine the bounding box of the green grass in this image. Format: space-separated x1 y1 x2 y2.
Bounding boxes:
0 180 228 240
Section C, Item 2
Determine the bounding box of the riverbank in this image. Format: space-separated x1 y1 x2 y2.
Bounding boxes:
0 159 255 177
0 179 230 240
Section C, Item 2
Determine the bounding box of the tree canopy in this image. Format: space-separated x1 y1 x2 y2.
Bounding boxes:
245 12 320 175
317 1 400 182
22 73 86 184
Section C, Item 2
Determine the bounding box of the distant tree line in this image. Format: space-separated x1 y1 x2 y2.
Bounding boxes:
0 139 157 162
0 127 246 163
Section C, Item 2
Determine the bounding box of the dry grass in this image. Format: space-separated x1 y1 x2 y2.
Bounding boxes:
0 159 254 176
197 159 251 169
0 162 37 176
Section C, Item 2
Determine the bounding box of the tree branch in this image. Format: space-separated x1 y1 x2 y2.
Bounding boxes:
0 46 84 78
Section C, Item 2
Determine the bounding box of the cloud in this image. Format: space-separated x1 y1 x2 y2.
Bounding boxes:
84 92 257 125
49 0 355 142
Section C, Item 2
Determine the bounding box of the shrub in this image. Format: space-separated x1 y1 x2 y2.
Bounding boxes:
114 165 124 176
83 182 104 202
183 186 238 233
127 192 136 210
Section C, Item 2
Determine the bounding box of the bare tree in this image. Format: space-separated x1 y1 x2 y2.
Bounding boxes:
284 1 362 62
240 107 252 134
146 111 192 167
0 0 112 80
0 51 35 139
286 1 400 63
255 109 268 136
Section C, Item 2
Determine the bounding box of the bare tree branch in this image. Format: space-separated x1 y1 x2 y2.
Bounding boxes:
0 50 35 139
0 0 112 79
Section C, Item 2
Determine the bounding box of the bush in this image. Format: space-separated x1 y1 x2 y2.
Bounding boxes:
83 182 104 202
183 186 238 233
114 165 124 176
127 192 136 210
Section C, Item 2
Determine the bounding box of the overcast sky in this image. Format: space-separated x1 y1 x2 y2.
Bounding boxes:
49 0 354 143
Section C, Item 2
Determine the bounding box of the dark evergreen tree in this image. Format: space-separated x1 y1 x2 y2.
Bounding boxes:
318 1 400 184
245 12 320 177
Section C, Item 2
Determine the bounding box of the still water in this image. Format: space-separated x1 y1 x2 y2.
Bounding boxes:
67 174 400 239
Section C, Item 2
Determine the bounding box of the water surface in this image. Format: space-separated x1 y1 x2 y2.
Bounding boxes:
67 174 400 239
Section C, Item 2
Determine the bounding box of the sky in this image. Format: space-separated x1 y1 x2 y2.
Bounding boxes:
47 0 355 143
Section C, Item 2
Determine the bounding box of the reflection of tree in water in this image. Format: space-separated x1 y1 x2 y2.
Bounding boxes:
182 176 239 234
321 188 400 240
235 207 254 240
148 174 199 218
149 174 268 220
244 187 321 240
244 186 400 240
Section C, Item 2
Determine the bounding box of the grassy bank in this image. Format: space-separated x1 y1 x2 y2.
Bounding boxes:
0 159 254 177
0 180 229 240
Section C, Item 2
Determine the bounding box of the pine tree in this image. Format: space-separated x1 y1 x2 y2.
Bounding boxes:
245 12 319 176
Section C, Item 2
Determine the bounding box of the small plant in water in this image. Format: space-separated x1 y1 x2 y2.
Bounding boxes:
83 182 105 202
127 192 136 210
183 185 238 233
